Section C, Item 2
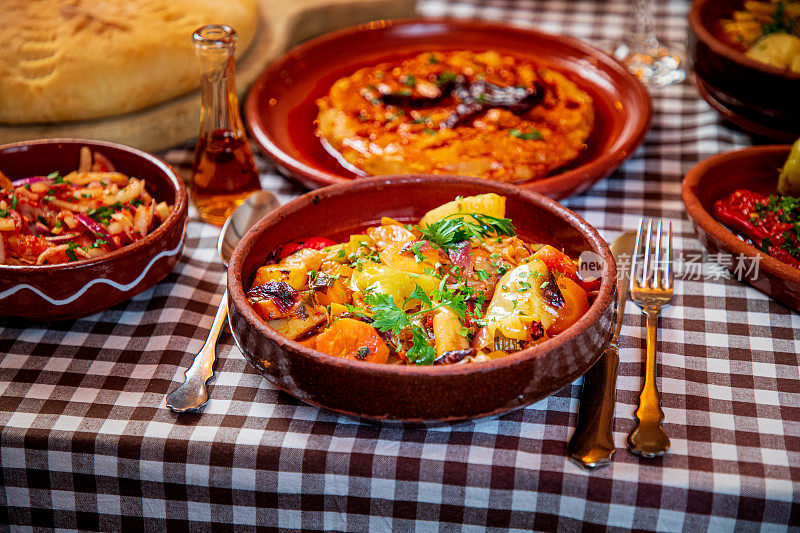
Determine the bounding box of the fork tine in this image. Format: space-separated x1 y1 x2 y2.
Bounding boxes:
652 221 662 288
640 219 653 286
665 222 673 288
630 219 644 292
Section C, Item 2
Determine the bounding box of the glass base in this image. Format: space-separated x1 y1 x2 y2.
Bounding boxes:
192 188 260 226
607 39 686 88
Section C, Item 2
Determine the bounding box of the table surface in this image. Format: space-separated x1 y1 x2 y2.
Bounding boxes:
2 0 799 531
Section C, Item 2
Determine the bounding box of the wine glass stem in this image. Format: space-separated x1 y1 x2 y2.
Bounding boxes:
630 0 659 51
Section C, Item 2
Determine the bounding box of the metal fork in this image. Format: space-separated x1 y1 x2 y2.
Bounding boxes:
627 219 673 458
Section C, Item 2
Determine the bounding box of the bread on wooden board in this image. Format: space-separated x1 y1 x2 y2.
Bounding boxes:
0 0 258 124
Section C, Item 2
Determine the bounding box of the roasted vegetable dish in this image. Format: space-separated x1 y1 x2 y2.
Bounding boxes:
717 0 800 72
316 50 594 183
0 147 172 265
247 194 595 365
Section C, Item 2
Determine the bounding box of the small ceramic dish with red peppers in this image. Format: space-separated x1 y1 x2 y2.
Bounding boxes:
683 141 800 311
245 193 596 366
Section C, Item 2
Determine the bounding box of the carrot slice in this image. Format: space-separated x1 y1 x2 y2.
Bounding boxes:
313 318 389 364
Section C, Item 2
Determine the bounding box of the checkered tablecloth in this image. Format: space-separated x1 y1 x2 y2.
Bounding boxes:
2 0 799 530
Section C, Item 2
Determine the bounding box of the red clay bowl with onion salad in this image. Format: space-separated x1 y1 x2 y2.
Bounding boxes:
0 139 188 321
227 176 616 422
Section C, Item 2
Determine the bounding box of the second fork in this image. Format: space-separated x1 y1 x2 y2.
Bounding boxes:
627 219 673 458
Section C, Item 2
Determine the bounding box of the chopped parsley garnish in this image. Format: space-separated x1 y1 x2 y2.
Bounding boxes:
509 128 543 141
761 1 797 36
10 194 17 209
476 268 490 280
781 231 800 258
65 242 79 262
411 241 427 263
428 54 439 64
0 209 8 218
365 281 471 365
423 128 438 135
760 237 773 253
356 346 370 360
418 212 516 250
403 75 416 87
86 202 123 224
411 117 428 124
436 71 457 86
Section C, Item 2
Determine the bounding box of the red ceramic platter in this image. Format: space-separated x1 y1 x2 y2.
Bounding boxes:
245 19 651 200
689 0 800 141
682 145 800 311
0 139 188 321
227 176 617 423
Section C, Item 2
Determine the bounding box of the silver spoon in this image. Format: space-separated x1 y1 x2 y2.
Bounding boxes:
166 191 280 413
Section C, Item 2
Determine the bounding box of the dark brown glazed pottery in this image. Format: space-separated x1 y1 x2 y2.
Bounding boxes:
682 145 800 311
689 0 800 141
227 176 617 422
0 138 188 321
245 18 651 200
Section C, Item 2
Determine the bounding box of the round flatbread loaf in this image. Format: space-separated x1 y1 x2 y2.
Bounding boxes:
0 0 258 124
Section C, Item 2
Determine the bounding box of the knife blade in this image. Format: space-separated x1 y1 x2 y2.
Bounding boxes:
568 231 637 468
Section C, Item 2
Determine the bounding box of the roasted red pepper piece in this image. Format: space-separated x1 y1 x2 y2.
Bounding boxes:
277 237 337 259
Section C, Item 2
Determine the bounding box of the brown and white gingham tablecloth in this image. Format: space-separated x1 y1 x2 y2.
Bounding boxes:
2 0 799 530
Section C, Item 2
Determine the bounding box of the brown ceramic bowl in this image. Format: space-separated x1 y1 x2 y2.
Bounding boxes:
689 0 800 141
682 145 800 310
245 18 651 200
0 139 188 321
227 176 617 422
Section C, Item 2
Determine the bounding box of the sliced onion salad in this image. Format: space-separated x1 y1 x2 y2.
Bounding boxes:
74 213 118 251
0 149 173 265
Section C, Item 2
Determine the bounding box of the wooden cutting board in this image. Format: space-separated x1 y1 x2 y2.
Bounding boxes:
0 0 416 152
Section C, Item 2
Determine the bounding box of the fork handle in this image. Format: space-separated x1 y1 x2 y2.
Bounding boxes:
638 307 665 424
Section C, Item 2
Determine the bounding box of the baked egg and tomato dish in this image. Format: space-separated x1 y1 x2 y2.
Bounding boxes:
315 50 595 183
246 193 597 366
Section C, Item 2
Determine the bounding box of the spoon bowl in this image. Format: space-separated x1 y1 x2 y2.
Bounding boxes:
218 191 282 267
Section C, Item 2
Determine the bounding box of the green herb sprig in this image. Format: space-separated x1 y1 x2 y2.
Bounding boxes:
418 212 516 250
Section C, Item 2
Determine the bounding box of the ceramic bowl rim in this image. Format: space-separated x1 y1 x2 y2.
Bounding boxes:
0 137 188 273
228 174 617 377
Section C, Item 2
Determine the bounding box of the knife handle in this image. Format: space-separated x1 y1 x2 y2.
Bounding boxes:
568 345 620 468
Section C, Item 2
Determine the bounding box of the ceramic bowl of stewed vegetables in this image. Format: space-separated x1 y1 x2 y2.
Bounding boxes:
0 138 188 321
227 176 616 422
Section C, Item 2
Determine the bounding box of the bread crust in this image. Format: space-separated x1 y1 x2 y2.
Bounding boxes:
0 0 258 124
